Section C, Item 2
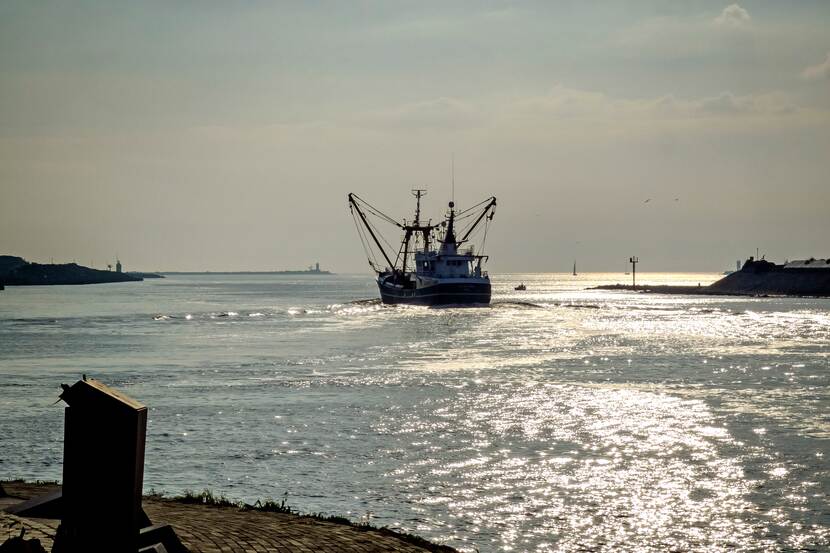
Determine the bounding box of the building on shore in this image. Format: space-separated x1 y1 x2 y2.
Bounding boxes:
784 258 830 269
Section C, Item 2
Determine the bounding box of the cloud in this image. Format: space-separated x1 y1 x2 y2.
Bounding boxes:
801 52 830 81
616 7 756 61
714 4 751 27
357 97 482 130
696 92 755 114
505 86 798 123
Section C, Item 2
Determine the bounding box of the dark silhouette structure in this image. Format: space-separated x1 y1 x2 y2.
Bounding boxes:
5 378 186 552
595 257 830 297
0 255 143 286
629 256 639 288
52 378 148 552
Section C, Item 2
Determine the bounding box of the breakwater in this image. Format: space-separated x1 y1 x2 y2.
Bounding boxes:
595 258 830 297
0 256 142 286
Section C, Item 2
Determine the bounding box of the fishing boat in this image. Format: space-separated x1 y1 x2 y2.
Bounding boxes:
515 283 526 291
348 190 497 305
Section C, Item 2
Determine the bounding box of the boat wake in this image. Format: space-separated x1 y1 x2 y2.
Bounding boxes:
346 298 382 306
492 300 545 309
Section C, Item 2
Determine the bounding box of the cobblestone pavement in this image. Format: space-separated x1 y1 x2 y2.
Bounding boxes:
1 482 446 553
0 510 57 551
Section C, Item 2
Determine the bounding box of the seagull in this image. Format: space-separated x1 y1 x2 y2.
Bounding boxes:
674 198 679 201
643 199 651 203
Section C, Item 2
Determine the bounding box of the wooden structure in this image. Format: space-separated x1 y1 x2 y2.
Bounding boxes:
52 378 147 552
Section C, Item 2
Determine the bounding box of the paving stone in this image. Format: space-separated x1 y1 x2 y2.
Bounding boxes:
1 482 447 553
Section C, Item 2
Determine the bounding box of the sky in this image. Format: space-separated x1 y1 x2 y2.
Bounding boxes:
1 1 829 273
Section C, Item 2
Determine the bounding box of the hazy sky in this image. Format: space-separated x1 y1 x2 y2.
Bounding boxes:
2 1 829 272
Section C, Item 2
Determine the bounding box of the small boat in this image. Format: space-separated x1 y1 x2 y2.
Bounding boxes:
349 190 497 306
515 283 526 291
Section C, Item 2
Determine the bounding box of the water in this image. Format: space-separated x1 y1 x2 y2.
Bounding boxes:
1 273 828 552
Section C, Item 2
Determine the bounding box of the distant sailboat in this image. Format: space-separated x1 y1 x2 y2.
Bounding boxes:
572 261 577 276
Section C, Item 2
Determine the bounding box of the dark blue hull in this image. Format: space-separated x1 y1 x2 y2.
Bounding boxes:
378 280 491 306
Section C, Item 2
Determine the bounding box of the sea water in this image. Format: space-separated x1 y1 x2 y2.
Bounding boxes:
1 273 828 552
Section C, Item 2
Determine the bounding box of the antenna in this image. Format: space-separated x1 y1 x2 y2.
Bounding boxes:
451 154 455 204
411 188 427 225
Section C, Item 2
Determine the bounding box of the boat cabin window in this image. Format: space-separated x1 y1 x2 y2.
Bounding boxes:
441 259 472 270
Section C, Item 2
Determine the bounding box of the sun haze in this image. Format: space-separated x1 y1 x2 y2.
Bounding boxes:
1 2 828 272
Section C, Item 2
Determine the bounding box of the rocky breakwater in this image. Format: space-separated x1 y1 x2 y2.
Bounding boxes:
0 255 142 286
709 257 830 296
594 257 830 297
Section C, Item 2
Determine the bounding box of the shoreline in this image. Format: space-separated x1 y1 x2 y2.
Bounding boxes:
1 480 457 553
592 283 830 298
160 271 333 275
592 283 752 296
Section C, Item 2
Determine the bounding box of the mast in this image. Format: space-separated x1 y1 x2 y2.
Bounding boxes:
348 193 396 272
348 191 492 276
457 197 497 244
401 229 411 276
402 189 427 276
412 189 426 225
441 201 457 255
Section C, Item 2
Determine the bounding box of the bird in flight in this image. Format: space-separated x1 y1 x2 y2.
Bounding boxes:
643 199 651 203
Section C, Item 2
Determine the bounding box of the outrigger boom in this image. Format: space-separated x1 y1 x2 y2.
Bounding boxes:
348 191 497 305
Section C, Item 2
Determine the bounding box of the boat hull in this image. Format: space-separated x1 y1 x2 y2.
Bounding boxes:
378 280 491 306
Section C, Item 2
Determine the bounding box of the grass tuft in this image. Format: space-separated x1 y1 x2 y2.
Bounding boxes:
175 489 240 507
156 488 459 552
242 498 293 514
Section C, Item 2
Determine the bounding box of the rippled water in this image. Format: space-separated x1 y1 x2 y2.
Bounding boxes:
1 273 828 551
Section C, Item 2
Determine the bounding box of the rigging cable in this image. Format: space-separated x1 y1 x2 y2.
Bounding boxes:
480 215 490 256
351 206 379 271
350 194 402 228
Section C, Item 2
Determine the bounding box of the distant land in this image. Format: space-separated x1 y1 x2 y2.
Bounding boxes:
127 271 165 279
0 255 146 286
595 258 830 297
162 263 333 276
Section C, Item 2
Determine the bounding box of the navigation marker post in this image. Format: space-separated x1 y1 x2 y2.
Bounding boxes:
629 256 639 288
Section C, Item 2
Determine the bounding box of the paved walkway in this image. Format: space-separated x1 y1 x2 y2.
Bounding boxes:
1 482 450 553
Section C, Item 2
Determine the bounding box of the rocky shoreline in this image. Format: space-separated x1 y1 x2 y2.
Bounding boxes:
595 258 830 298
593 283 744 296
0 256 143 286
